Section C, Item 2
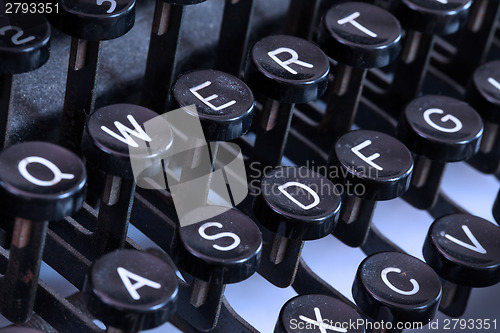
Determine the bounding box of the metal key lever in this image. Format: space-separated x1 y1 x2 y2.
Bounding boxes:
175 274 226 331
141 0 207 113
215 0 255 77
439 0 500 85
285 0 321 40
169 296 259 333
389 0 471 114
0 221 48 322
0 247 100 333
59 39 101 154
49 0 136 154
257 226 304 288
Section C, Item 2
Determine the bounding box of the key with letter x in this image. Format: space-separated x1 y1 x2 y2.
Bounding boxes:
275 294 365 333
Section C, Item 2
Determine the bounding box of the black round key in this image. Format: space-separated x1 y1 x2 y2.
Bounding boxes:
275 294 365 333
82 249 178 332
172 206 262 284
423 214 500 287
353 252 442 324
245 34 329 104
0 13 50 74
318 2 402 68
0 141 86 221
330 130 413 201
397 0 472 35
172 69 254 141
398 95 483 162
254 166 341 240
466 61 500 124
0 328 44 333
49 0 136 41
82 104 173 179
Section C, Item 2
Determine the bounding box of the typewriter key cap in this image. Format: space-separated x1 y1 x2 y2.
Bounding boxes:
275 294 365 333
254 166 340 241
328 130 413 247
397 95 483 209
317 2 402 142
82 104 173 255
391 0 472 107
141 0 207 113
0 13 50 147
173 207 262 284
172 69 254 141
245 34 329 167
466 61 500 173
82 249 178 332
52 0 137 154
0 142 86 322
82 104 172 179
49 0 136 41
253 166 341 287
423 214 500 316
353 252 442 328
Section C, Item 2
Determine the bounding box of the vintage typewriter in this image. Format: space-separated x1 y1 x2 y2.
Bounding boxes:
0 0 499 332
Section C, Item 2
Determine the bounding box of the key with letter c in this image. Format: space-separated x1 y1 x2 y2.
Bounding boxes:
353 252 442 329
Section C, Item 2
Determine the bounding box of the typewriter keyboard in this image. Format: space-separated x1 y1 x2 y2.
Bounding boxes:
0 0 499 332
